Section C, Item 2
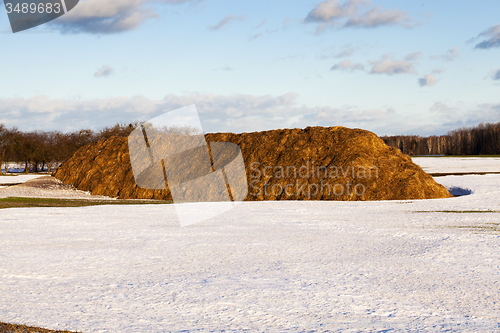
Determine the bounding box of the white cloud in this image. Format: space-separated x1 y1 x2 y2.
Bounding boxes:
0 95 160 132
418 75 437 87
369 55 416 75
464 103 500 126
444 46 460 61
253 19 266 29
304 0 412 34
50 0 194 34
305 0 348 24
248 33 263 41
94 65 115 78
404 51 422 61
335 46 356 58
430 102 456 114
492 69 500 80
4 95 495 137
330 59 364 72
431 46 460 61
474 24 500 49
315 106 390 124
345 6 410 28
316 45 356 59
0 94 398 135
425 102 500 134
208 15 244 31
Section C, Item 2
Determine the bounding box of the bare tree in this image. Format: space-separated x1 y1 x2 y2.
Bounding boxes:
383 121 500 155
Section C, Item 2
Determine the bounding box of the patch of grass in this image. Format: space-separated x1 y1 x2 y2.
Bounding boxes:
451 224 500 233
414 210 500 213
0 197 171 209
0 322 80 333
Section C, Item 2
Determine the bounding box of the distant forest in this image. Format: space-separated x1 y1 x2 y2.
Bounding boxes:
1 121 499 173
382 121 500 156
0 123 137 173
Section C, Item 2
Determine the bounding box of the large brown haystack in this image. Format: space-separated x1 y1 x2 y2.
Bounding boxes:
53 126 452 201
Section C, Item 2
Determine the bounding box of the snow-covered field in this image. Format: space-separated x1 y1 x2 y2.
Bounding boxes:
0 174 46 185
0 176 114 200
0 175 46 190
1 158 500 332
412 157 500 174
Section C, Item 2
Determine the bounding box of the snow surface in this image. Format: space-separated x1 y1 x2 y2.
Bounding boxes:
1 159 500 332
0 178 114 200
0 174 46 185
412 157 500 174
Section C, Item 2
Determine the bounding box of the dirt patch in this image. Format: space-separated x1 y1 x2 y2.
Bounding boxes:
0 176 114 200
18 176 75 190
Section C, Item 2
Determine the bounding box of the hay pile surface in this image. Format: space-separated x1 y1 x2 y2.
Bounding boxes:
53 127 452 201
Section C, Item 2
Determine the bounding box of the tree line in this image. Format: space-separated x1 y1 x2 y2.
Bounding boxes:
382 121 500 156
1 121 499 174
0 123 137 174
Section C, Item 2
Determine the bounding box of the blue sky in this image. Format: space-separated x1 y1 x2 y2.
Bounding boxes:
0 0 499 135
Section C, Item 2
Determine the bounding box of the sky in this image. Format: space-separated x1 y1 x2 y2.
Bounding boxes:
0 0 499 136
